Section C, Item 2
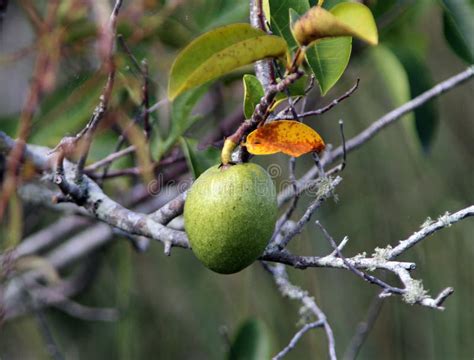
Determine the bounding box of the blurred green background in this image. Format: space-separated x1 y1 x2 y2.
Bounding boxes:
1 0 473 359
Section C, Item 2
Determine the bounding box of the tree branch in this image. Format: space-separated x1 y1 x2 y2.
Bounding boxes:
273 320 324 360
264 263 337 360
278 66 474 206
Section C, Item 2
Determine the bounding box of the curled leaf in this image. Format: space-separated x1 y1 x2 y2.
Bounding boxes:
168 23 288 100
292 3 378 47
244 120 325 157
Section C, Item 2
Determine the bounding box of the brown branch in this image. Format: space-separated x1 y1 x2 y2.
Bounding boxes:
228 71 304 162
274 79 360 121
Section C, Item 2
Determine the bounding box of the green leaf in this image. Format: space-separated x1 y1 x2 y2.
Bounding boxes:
266 2 354 95
168 23 288 100
369 45 425 154
369 45 411 116
305 36 352 95
154 85 208 161
292 3 378 46
330 3 379 45
393 48 439 152
268 0 311 49
288 7 353 96
179 137 220 179
441 0 474 63
243 75 265 119
228 319 272 360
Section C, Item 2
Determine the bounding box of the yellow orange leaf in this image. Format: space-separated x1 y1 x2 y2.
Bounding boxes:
244 120 325 157
292 3 378 47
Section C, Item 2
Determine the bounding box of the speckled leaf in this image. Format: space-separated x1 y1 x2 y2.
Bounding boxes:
243 75 265 119
244 120 325 156
292 3 378 46
168 23 288 100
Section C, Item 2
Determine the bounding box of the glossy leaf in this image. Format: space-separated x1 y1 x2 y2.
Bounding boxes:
244 120 325 156
243 75 265 119
266 2 353 95
289 8 352 96
228 319 271 360
168 24 288 100
306 36 352 95
441 0 474 63
292 3 378 46
267 0 311 49
180 137 220 179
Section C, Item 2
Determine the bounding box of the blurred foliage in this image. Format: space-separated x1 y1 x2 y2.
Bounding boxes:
228 318 272 360
1 1 473 359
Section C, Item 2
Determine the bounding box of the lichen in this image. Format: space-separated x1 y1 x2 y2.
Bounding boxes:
298 301 316 325
420 216 434 229
437 211 452 228
402 279 428 304
372 246 392 261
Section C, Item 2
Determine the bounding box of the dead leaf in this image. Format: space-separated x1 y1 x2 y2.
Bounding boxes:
244 120 325 157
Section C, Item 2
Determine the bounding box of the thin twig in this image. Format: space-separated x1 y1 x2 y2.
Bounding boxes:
72 0 123 184
278 67 474 206
271 158 299 243
273 320 324 360
343 295 384 360
274 176 342 249
274 79 360 120
117 34 144 75
327 66 474 165
265 263 337 360
387 206 474 260
85 145 135 172
316 222 404 294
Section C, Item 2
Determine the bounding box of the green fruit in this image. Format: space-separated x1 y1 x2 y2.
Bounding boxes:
184 163 277 274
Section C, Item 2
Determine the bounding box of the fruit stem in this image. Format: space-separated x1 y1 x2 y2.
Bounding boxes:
221 138 238 165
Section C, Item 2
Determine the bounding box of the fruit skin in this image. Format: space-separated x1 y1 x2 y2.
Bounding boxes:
184 163 277 274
